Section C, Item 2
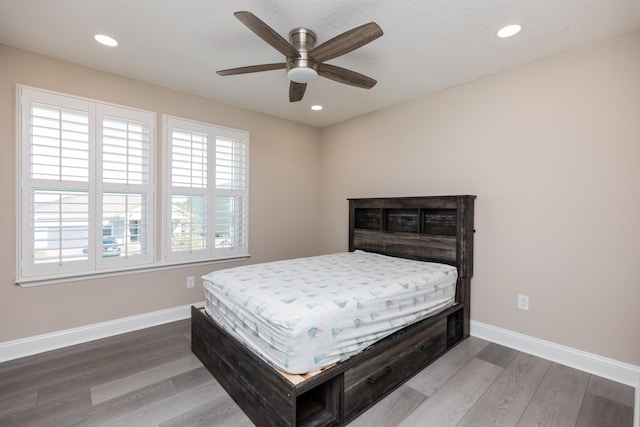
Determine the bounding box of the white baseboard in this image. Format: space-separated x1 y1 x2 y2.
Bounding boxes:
0 302 205 363
471 320 640 427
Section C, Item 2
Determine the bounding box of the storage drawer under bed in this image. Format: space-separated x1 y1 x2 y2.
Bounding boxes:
342 317 447 421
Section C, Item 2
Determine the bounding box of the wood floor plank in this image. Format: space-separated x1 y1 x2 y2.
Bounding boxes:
142 319 190 344
0 331 190 401
517 362 590 426
476 342 519 368
0 320 185 377
347 385 428 427
159 393 253 427
0 328 153 376
457 352 551 427
171 366 216 392
398 357 503 427
90 352 203 404
0 334 148 394
586 375 635 408
575 392 634 427
405 335 489 397
0 388 91 427
0 389 38 419
97 382 224 427
66 379 181 427
35 335 191 405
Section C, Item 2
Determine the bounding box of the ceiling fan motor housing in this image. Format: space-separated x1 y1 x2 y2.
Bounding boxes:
287 28 318 83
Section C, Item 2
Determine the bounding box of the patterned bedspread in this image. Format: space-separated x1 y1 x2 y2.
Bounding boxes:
203 250 457 373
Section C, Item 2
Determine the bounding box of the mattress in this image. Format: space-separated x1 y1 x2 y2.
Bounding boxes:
202 250 457 374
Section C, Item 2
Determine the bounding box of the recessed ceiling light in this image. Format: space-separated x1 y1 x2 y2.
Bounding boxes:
94 34 118 47
497 24 521 38
311 105 323 111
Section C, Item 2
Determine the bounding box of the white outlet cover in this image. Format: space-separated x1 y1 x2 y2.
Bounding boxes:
518 294 529 310
187 276 195 288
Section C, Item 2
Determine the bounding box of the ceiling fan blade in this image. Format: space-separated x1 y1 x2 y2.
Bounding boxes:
317 63 377 89
310 22 383 63
217 63 286 76
234 11 300 59
289 81 307 102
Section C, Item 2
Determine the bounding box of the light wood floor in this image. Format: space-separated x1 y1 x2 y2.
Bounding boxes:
0 319 634 426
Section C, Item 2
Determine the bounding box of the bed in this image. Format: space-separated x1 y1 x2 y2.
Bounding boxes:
191 195 475 426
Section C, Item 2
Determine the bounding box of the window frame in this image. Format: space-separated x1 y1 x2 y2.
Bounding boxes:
16 87 251 287
16 85 157 284
163 115 250 264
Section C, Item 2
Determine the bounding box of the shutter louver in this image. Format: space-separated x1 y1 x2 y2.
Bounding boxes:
30 104 89 182
102 192 147 257
32 190 89 264
171 195 207 252
215 137 247 249
216 138 246 190
171 130 207 188
102 117 150 185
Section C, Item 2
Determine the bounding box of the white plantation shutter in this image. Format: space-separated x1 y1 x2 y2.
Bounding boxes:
101 115 150 185
171 129 207 188
30 104 90 182
97 106 154 267
31 190 89 267
102 192 149 257
170 194 207 253
17 86 155 282
165 116 249 262
20 93 93 277
215 138 247 250
215 138 246 190
168 125 209 258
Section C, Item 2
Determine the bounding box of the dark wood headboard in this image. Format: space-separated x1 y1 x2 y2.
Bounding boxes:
349 195 476 338
348 195 476 278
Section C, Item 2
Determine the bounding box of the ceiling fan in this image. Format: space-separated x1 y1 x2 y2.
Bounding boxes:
217 11 383 102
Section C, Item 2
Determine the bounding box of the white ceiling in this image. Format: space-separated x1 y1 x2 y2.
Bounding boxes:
1 0 639 128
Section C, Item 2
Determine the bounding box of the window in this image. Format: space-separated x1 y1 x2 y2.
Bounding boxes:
16 87 249 285
164 116 249 262
17 86 155 281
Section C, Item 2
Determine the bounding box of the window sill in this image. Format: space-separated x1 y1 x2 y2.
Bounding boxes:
15 255 250 288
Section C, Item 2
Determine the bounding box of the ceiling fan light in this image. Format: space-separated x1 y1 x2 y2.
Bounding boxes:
287 67 318 83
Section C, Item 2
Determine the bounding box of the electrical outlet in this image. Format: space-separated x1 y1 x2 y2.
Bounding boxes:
517 294 529 310
187 276 195 289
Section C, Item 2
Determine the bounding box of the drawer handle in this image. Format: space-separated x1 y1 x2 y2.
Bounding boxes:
367 366 392 385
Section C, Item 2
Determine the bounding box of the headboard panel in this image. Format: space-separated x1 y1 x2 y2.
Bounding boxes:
348 195 475 278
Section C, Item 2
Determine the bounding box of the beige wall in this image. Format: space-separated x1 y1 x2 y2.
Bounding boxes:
318 31 640 366
0 44 321 342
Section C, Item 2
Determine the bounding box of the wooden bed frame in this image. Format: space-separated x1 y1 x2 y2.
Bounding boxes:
192 195 475 426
